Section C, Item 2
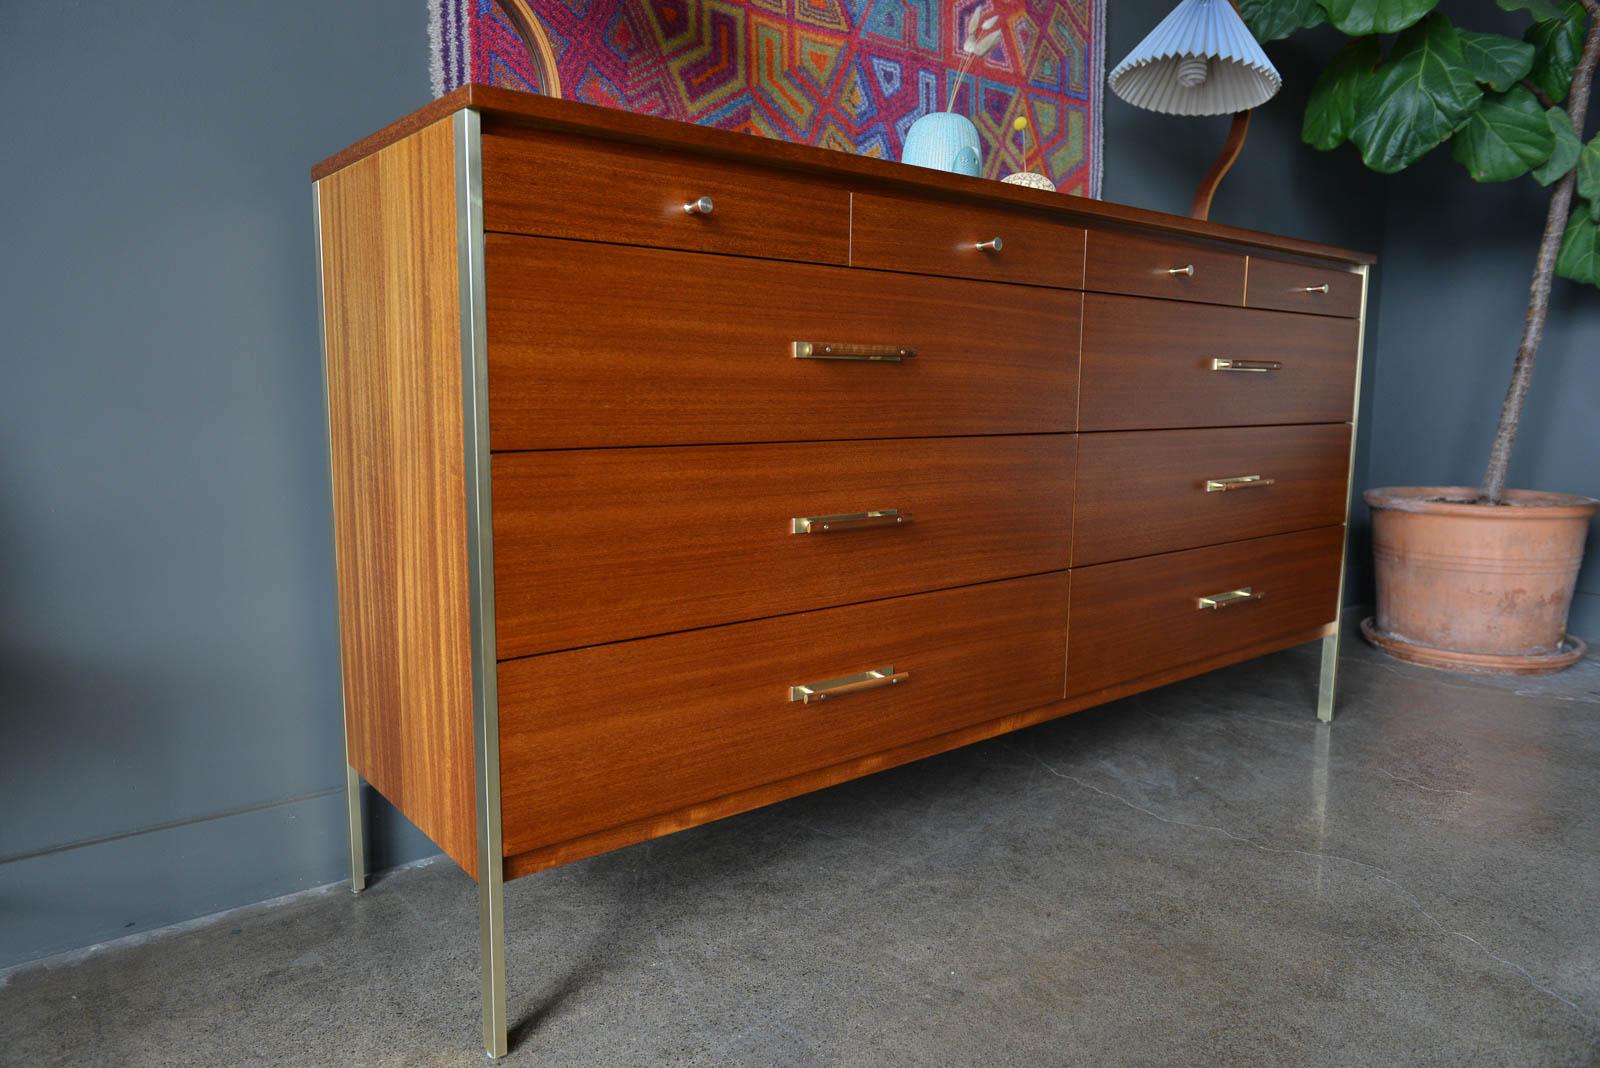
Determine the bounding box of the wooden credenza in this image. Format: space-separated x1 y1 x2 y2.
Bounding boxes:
313 86 1371 1058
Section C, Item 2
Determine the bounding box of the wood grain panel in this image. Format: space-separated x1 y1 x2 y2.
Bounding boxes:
850 190 1086 288
1066 527 1343 699
492 435 1074 658
482 128 849 265
503 620 1332 880
485 236 1081 449
1246 256 1364 317
498 573 1070 857
1074 424 1352 565
1079 294 1359 431
1085 229 1245 305
317 118 477 877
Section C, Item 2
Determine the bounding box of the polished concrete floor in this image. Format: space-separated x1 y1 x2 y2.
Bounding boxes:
5 633 1599 1066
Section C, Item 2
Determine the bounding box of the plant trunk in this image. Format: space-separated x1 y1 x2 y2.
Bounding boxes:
1480 15 1600 503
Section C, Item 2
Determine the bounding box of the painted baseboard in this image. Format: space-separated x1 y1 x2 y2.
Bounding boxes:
0 789 438 970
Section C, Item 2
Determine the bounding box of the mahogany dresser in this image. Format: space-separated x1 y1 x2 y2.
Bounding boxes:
312 86 1372 1058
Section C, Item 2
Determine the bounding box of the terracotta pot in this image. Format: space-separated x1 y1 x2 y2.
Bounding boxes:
1363 486 1598 674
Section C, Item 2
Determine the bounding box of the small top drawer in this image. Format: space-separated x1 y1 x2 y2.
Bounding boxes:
1085 229 1245 306
1246 257 1363 317
481 128 849 265
850 190 1086 289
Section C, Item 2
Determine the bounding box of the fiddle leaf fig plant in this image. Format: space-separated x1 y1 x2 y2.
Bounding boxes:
1243 0 1600 503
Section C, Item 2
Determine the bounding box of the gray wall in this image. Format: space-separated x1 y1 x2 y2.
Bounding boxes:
4 0 1574 971
0 1 438 968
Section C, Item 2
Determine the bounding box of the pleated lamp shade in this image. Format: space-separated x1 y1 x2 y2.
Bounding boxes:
1109 0 1281 116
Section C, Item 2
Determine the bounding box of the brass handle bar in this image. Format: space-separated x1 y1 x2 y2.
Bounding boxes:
790 666 908 704
793 342 916 362
1205 475 1276 493
1300 283 1330 294
1197 587 1263 610
791 509 910 535
1210 358 1282 373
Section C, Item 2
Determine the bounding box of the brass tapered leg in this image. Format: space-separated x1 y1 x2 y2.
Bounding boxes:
1316 628 1339 723
345 764 367 893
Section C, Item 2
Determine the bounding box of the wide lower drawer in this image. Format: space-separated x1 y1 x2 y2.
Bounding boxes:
1078 294 1359 431
493 435 1074 658
486 236 1081 449
1065 527 1343 697
481 127 850 265
498 573 1070 856
1074 424 1351 565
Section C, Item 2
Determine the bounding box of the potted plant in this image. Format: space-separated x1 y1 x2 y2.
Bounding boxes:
1241 0 1600 672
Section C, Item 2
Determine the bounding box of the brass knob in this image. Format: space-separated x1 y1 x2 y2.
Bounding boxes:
1301 283 1331 294
683 196 714 216
975 237 1003 252
1168 264 1195 276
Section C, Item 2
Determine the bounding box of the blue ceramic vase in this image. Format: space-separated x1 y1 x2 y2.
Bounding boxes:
901 112 981 176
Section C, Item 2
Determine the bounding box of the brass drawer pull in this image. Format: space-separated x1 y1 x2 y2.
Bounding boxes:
975 237 1004 252
683 196 714 215
790 666 908 704
1169 263 1195 276
1210 358 1282 373
1205 475 1276 492
793 341 916 362
791 509 910 535
1197 587 1263 610
1300 283 1331 294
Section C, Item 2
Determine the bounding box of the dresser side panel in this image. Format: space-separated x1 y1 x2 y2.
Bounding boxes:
317 118 477 876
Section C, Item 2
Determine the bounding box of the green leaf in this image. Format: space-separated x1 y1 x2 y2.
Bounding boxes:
1458 30 1536 91
1316 0 1440 35
1525 1 1587 103
1304 38 1381 150
1578 135 1600 216
1351 14 1484 173
1239 0 1328 41
1451 86 1555 181
1555 211 1600 285
1497 0 1563 21
1533 108 1581 183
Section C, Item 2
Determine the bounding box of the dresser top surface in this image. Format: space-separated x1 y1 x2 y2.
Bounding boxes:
312 84 1375 267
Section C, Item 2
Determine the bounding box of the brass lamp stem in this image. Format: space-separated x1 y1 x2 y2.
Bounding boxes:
1190 110 1251 221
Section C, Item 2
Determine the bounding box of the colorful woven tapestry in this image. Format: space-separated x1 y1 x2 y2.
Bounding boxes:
429 1 1103 198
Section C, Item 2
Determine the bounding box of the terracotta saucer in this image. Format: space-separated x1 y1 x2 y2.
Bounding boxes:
1360 617 1588 676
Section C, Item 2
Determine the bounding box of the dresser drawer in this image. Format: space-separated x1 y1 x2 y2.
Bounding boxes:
1074 425 1352 565
498 573 1070 856
1246 256 1364 317
486 236 1081 449
1065 527 1342 697
1085 229 1245 305
492 436 1075 658
481 128 849 265
850 190 1086 289
1078 294 1359 431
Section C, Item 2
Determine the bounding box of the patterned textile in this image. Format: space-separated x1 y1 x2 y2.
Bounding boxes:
429 1 1103 198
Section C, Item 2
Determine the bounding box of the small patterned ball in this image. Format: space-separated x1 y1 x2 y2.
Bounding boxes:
1002 171 1055 191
